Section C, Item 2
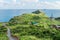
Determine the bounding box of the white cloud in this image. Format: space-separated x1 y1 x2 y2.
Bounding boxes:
0 0 60 9
12 0 16 3
37 1 60 9
0 0 4 2
19 1 60 9
20 0 39 3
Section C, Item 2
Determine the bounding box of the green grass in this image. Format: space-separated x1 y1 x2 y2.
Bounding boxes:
20 36 52 40
55 21 60 25
0 34 8 40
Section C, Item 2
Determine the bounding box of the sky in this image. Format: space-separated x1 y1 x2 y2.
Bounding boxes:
0 0 60 9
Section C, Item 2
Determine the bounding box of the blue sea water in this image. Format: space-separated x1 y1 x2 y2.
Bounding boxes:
0 9 60 22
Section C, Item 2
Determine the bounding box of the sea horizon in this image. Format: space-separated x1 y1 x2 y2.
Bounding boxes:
0 9 60 22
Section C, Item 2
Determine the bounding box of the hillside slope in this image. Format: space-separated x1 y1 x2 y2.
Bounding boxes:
0 10 60 40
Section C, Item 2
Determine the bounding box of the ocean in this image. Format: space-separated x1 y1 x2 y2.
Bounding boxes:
0 9 60 22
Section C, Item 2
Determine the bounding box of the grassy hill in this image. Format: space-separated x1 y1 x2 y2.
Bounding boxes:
55 17 60 25
0 10 60 40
